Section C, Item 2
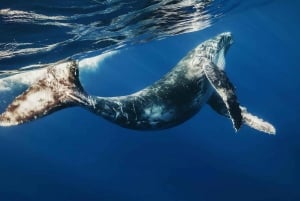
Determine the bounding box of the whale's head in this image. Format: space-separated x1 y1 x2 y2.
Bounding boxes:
195 32 233 70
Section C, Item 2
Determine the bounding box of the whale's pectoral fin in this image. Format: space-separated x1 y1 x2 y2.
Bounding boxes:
208 92 276 135
203 60 242 131
0 61 89 127
207 92 229 117
239 106 276 135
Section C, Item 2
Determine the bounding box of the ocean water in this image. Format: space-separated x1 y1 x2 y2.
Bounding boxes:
0 0 299 201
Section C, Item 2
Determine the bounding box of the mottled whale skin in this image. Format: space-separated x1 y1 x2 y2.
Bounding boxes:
0 32 276 134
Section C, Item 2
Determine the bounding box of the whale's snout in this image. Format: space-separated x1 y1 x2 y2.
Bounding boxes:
219 32 233 43
217 32 233 50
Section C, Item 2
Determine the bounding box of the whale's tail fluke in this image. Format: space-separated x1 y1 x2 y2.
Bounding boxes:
0 61 90 126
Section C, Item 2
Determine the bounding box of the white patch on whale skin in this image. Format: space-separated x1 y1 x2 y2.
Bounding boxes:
78 51 119 71
143 105 174 125
0 68 46 92
144 106 163 119
0 51 118 92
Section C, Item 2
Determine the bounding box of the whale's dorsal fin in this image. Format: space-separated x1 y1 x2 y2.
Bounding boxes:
0 61 88 126
203 60 243 131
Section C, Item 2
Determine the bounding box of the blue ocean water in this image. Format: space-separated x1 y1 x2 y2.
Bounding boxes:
0 0 300 201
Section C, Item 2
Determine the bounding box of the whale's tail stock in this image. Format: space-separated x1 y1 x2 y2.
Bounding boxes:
0 61 90 126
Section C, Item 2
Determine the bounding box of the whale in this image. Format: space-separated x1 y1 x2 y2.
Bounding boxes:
0 32 276 134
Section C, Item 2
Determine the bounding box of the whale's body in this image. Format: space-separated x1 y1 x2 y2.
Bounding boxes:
0 32 275 134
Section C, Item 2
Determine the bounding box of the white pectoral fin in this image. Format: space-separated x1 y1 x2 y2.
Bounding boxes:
207 88 276 135
240 106 276 135
203 60 243 131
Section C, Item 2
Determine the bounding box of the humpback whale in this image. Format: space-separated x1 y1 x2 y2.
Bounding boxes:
0 32 276 134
